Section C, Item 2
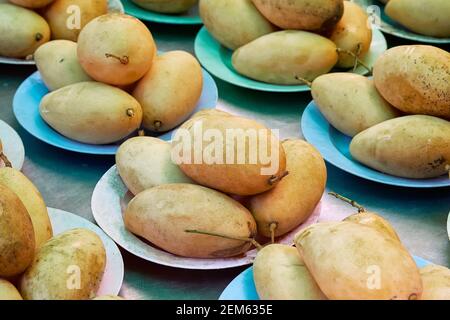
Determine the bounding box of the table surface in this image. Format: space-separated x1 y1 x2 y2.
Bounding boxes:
0 21 449 300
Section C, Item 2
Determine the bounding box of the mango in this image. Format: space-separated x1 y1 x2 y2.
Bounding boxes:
124 184 257 258
0 4 50 58
133 51 203 132
199 0 276 50
40 82 143 144
350 115 450 179
232 31 338 85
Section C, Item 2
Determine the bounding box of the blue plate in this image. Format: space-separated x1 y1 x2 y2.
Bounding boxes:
122 0 202 25
13 70 218 155
301 101 450 188
219 256 432 300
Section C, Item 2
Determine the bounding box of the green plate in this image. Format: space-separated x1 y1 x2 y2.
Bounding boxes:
121 0 202 25
195 27 387 92
354 0 450 44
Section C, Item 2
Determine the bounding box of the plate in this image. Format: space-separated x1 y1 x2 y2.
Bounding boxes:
121 0 202 25
301 101 450 188
354 0 450 44
91 165 321 270
194 27 387 92
447 211 450 241
13 69 218 155
48 207 124 296
219 256 432 300
0 120 25 170
0 0 125 65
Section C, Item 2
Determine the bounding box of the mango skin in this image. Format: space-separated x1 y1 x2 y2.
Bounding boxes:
0 167 52 250
295 222 423 300
373 45 450 119
249 140 326 238
386 0 450 38
40 81 143 145
232 31 338 85
20 229 106 300
77 14 156 86
173 111 287 196
328 1 372 68
420 265 450 300
0 4 50 58
311 73 399 137
9 0 54 8
0 184 35 278
0 279 23 300
199 0 276 50
42 0 108 41
34 40 92 91
132 0 197 13
251 0 344 31
133 51 203 132
350 115 450 179
124 184 257 258
344 212 401 243
253 244 327 300
116 137 193 195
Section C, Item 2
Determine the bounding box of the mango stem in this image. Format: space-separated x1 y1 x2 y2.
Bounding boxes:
336 47 372 75
269 222 278 244
126 108 135 117
268 171 289 186
105 53 129 65
294 76 312 87
328 191 366 213
0 152 12 168
185 230 262 250
353 44 363 72
153 120 162 131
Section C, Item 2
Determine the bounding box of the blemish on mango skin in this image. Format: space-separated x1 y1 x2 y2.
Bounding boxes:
373 45 450 119
427 156 446 170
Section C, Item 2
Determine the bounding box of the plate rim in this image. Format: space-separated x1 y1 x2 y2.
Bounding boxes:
0 0 125 65
0 119 25 170
121 0 202 25
13 68 218 155
218 255 433 300
301 101 450 188
447 211 450 241
194 26 387 93
47 207 124 297
91 165 321 270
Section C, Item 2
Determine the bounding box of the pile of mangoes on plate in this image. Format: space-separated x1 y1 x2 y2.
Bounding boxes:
116 109 327 258
37 26 202 144
254 196 450 300
381 0 450 38
311 45 450 179
0 153 123 300
131 0 198 14
1 6 205 144
200 0 373 84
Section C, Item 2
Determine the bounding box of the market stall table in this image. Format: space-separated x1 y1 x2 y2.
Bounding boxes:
0 23 449 300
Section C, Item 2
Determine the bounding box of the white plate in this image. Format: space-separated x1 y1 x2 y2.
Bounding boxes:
0 120 25 170
48 207 124 296
447 211 450 241
0 0 124 65
91 165 322 270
